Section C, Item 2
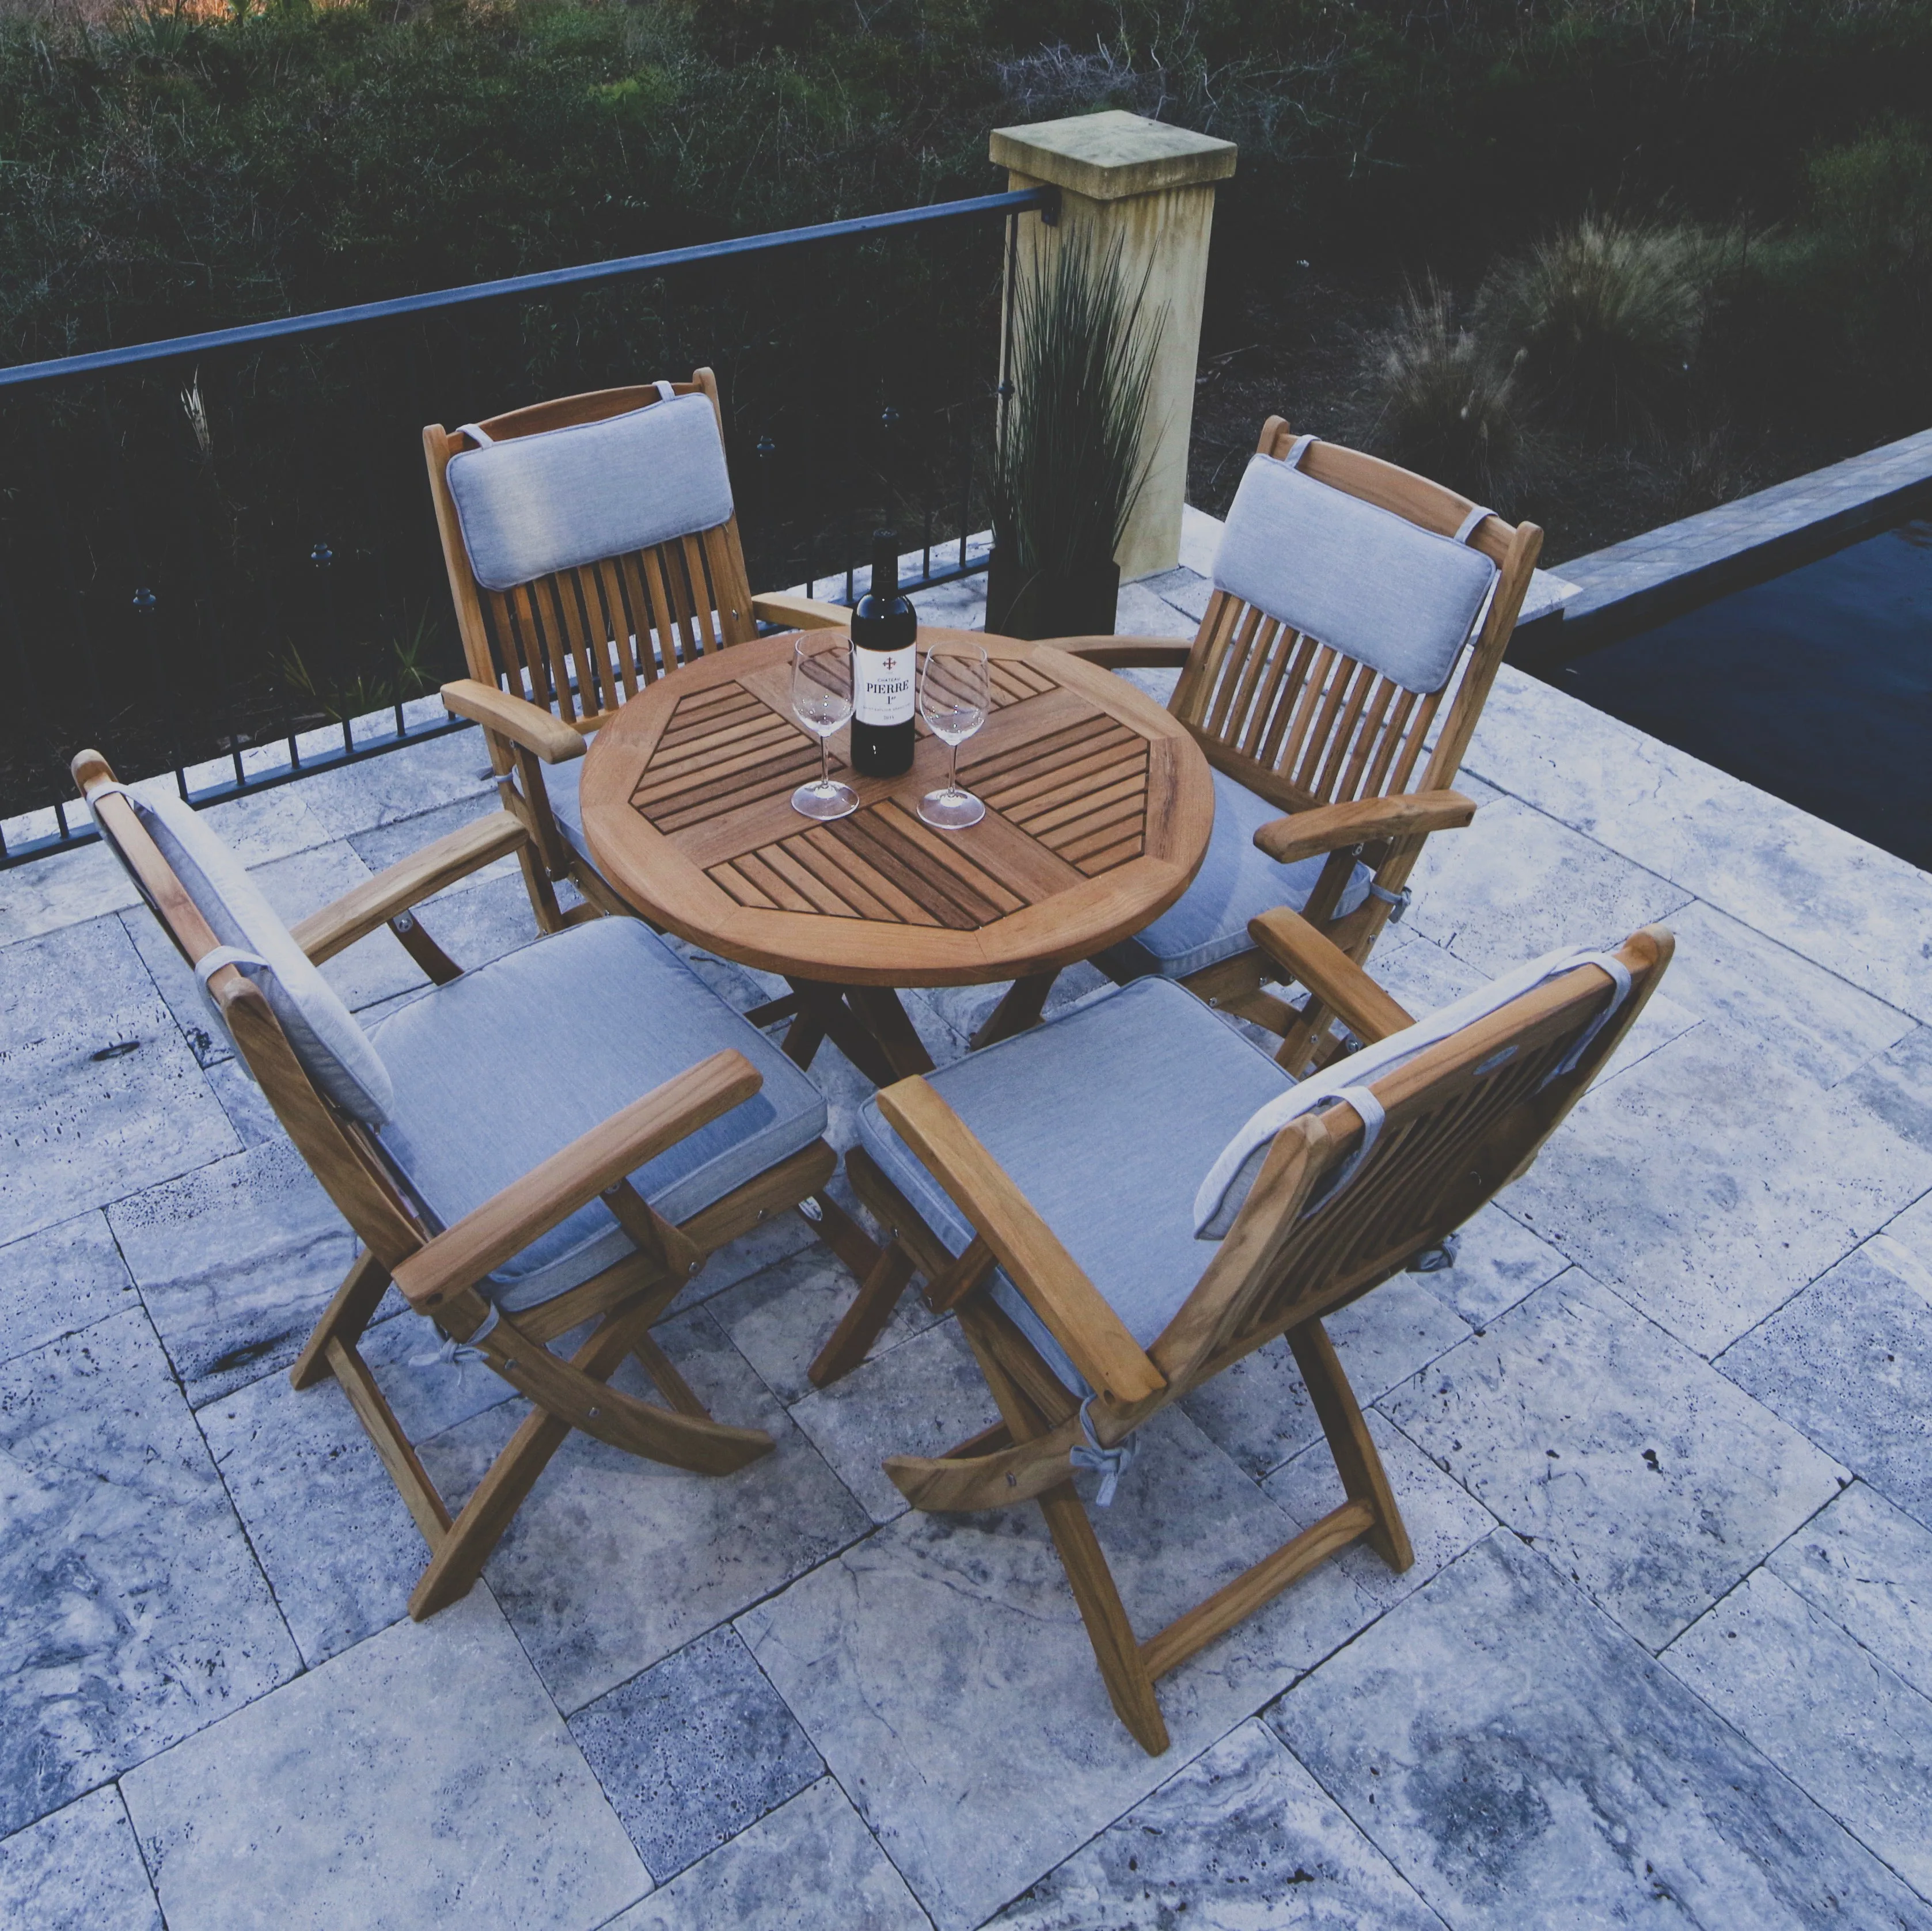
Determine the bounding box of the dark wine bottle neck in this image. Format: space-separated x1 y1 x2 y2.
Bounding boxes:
870 533 899 606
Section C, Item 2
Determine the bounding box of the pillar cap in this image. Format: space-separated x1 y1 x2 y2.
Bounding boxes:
990 110 1236 202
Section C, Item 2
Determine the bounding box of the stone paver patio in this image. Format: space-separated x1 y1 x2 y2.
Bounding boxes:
5 509 1932 1929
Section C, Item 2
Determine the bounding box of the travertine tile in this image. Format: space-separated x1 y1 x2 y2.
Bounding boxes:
1506 1019 1932 1356
1466 666 1932 1021
988 1719 1446 1929
121 1588 648 1931
0 1309 299 1838
0 1787 161 1931
742 1407 1378 1931
422 1307 870 1712
1264 1409 1498 1611
788 1317 997 1524
1642 898 1915 1087
196 1310 511 1668
121 777 336 866
1769 1482 1932 1701
283 727 499 839
568 1624 822 1880
1403 796 1692 979
0 1211 136 1367
199 1053 284 1147
1383 1270 1846 1649
604 1777 929 1931
1421 1200 1569 1329
1665 1567 1932 1899
1844 1023 1932 1155
1270 1533 1932 1930
1720 1234 1932 1526
107 1139 374 1406
705 1238 935 1409
1183 1275 1470 1480
2 824 149 947
0 918 238 1245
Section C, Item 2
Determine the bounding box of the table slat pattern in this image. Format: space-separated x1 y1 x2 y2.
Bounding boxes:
597 633 1203 971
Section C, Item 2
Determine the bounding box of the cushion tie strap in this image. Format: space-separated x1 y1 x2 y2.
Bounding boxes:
1069 1395 1139 1507
1407 1230 1460 1274
412 1299 500 1377
1306 1086 1386 1211
194 944 271 989
1543 954 1633 1085
456 423 495 448
1454 505 1493 543
1284 432 1318 469
1365 881 1412 922
652 381 675 401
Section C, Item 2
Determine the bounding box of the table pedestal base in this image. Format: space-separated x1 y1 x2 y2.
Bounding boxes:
779 970 1061 1087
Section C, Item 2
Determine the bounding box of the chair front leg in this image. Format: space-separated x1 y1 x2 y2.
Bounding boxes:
957 1300 1170 1755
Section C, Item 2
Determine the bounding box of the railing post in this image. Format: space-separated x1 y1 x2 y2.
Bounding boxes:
990 111 1236 582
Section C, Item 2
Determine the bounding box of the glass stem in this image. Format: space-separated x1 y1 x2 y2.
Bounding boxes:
948 737 959 797
821 731 833 791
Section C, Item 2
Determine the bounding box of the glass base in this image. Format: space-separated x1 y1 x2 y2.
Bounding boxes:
918 786 985 830
791 778 859 821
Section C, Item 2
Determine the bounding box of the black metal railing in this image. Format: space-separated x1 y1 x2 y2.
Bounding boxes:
0 186 1050 865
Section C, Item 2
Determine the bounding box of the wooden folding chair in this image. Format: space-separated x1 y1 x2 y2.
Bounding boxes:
1058 418 1543 1076
75 748 841 1620
424 368 848 934
840 911 1671 1752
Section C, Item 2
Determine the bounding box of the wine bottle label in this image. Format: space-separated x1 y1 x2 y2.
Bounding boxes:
852 648 915 727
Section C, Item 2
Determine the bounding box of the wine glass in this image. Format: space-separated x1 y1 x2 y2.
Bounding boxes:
790 635 859 821
917 641 990 830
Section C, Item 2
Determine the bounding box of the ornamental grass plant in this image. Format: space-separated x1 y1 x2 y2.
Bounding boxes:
992 228 1162 582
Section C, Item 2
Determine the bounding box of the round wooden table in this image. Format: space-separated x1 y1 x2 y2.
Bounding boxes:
580 626 1213 1086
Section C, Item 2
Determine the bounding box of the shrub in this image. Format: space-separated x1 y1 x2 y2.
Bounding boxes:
1474 217 1736 440
1368 278 1524 500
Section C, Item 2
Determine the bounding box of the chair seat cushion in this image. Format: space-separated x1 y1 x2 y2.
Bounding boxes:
856 978 1295 1393
371 918 826 1311
1103 766 1372 981
540 747 591 860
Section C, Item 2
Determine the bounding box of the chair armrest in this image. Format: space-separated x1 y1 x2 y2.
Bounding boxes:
392 1050 762 1312
290 811 529 965
441 679 585 763
1252 789 1476 865
752 592 850 632
876 1077 1166 1404
1041 636 1196 668
1247 907 1415 1046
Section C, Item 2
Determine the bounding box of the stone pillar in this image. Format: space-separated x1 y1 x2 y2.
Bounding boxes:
991 110 1236 582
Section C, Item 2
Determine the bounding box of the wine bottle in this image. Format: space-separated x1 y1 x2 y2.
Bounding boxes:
849 529 917 778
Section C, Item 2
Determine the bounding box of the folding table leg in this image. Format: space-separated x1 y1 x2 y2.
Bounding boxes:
971 970 1057 1049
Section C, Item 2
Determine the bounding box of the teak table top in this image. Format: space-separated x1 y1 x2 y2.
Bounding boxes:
580 627 1213 991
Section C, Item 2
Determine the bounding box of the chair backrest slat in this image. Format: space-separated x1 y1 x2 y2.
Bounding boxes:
426 370 759 751
1171 418 1540 822
1150 929 1671 1393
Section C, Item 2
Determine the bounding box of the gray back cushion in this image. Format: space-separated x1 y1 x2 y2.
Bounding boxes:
447 394 735 594
89 786 393 1126
1212 453 1497 694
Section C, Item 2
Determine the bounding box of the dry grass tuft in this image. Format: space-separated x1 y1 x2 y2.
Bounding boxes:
1367 278 1525 501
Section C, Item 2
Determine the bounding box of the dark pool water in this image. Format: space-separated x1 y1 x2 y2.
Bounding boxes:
1545 518 1932 870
